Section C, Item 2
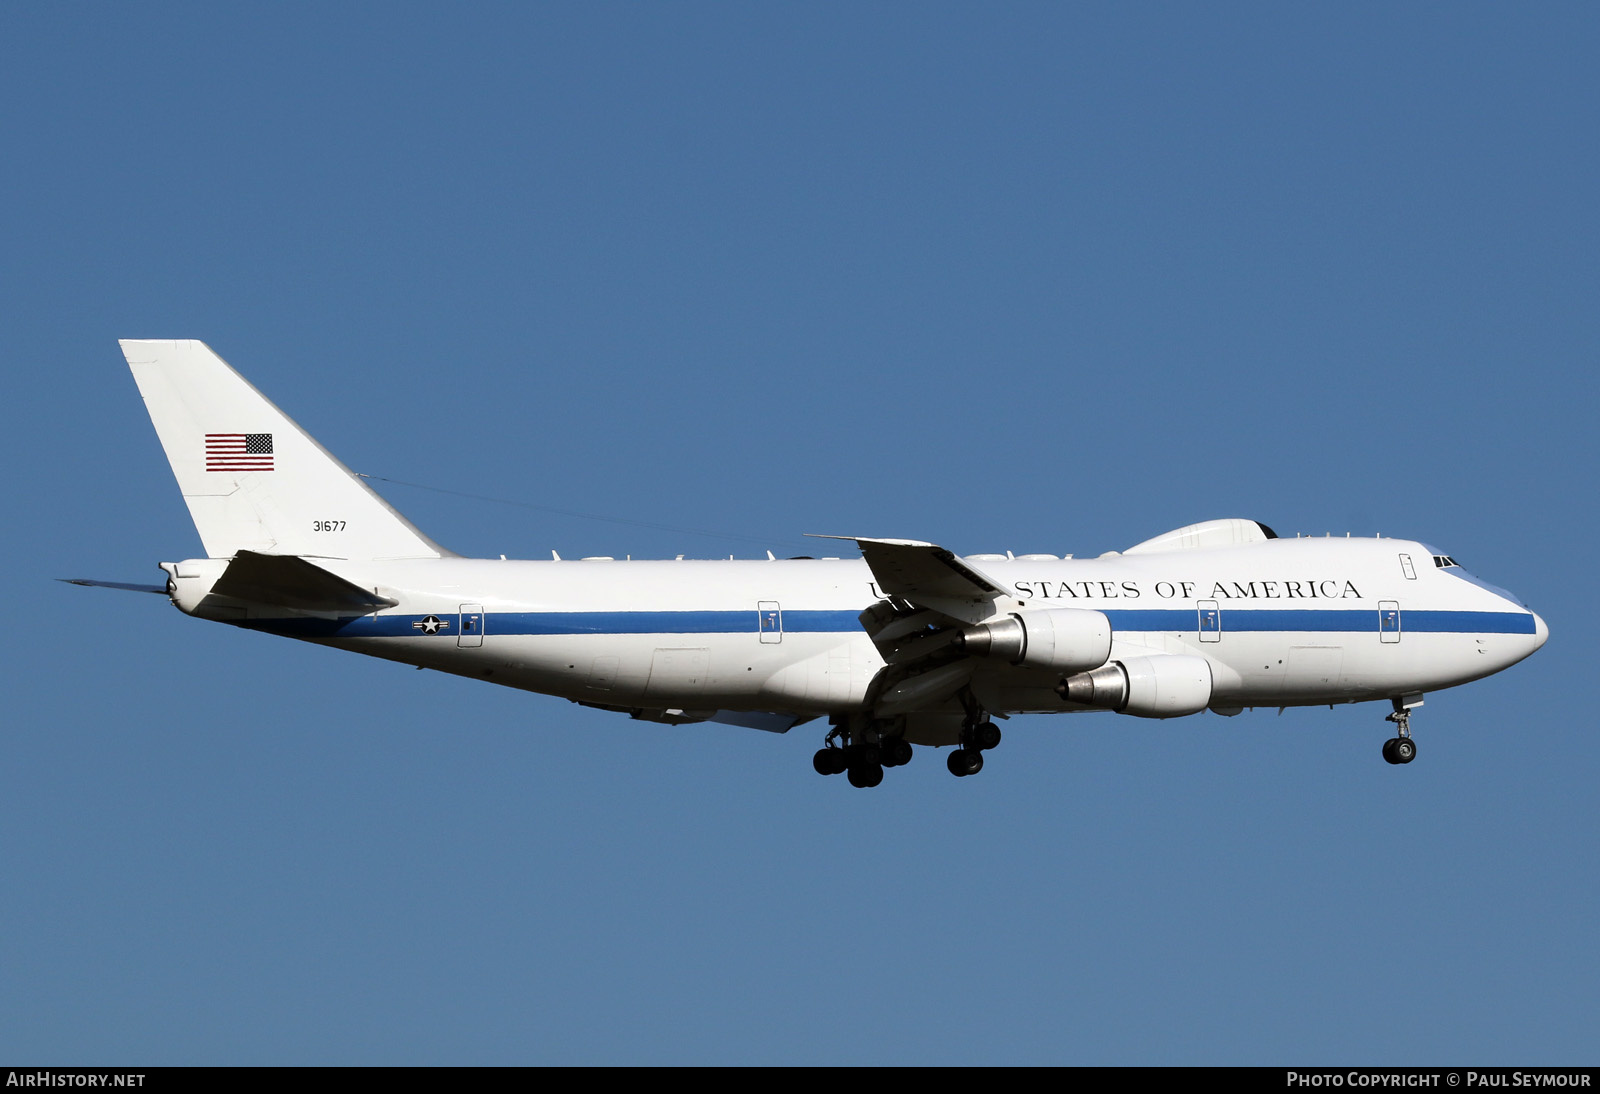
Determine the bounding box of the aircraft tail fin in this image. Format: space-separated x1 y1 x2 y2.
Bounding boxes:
121 339 450 560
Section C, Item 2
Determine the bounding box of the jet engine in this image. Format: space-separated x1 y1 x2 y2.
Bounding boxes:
1055 654 1213 718
958 609 1112 674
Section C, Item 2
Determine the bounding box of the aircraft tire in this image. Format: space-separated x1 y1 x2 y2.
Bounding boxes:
814 748 846 776
1382 738 1398 764
846 744 881 768
947 749 983 777
882 738 913 768
1393 738 1417 764
975 721 1002 751
847 763 884 789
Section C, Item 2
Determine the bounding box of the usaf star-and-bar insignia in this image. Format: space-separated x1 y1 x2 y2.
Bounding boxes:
412 615 449 635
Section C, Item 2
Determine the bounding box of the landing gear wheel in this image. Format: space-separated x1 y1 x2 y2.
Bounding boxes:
813 748 847 776
947 748 984 777
881 738 913 768
1383 701 1418 765
847 762 884 788
974 721 1002 751
1382 737 1417 765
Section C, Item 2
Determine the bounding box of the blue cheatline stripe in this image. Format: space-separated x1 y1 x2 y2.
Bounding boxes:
237 609 865 639
496 610 866 635
1101 610 1192 631
235 606 1536 639
1404 610 1536 634
1103 609 1535 634
1109 608 1379 631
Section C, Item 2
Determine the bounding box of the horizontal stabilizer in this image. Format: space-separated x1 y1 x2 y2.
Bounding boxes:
59 578 169 594
210 551 397 613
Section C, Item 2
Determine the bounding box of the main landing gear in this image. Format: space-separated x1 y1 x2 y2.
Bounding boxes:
1382 699 1418 765
948 711 1001 778
812 700 1003 787
813 717 914 789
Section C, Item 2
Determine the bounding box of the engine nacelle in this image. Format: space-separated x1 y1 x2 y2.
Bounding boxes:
1055 654 1213 718
959 609 1112 674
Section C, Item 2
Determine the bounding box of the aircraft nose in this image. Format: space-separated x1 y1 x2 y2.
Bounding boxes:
1531 611 1549 651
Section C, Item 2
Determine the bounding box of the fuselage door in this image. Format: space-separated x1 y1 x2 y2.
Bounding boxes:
1399 554 1417 580
758 601 783 644
458 603 485 648
1198 600 1221 643
1379 601 1401 644
645 648 710 698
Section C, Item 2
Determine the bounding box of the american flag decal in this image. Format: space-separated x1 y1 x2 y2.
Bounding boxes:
205 433 274 472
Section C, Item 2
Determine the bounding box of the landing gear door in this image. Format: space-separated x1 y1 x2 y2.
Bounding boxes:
459 603 485 648
1379 601 1401 644
758 601 783 644
1198 600 1221 643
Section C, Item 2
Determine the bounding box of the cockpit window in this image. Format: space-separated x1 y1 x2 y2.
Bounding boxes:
1432 555 1459 568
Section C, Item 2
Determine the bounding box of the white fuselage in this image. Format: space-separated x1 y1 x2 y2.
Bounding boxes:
169 535 1546 720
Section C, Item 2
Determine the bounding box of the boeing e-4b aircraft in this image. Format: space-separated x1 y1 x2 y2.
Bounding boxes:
72 340 1548 788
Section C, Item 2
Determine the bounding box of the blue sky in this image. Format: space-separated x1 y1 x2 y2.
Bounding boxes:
3 4 1596 1064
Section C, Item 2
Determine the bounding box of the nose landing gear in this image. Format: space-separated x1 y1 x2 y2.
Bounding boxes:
1382 698 1419 765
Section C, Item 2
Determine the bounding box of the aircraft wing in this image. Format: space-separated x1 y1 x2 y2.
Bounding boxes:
808 536 1018 714
810 535 1012 625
